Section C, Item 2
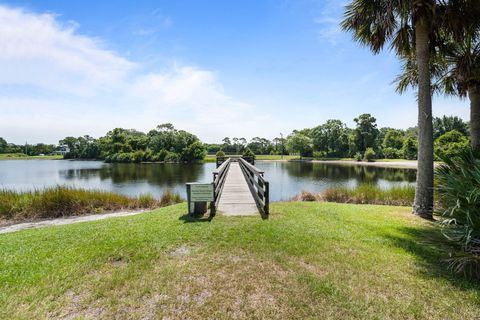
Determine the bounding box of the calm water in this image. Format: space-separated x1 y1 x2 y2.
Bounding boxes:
0 160 416 201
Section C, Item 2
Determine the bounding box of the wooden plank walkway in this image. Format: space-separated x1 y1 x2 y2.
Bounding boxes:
217 162 258 216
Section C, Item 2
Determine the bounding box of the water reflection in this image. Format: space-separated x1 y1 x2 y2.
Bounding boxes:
281 162 416 183
0 160 415 201
59 163 207 186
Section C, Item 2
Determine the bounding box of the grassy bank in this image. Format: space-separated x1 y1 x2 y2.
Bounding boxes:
0 153 63 160
293 184 415 206
0 187 182 222
1 202 479 319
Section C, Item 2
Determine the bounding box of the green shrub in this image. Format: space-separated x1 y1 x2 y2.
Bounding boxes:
216 150 226 157
383 147 401 159
243 147 255 158
157 149 169 162
181 141 206 162
434 130 470 161
436 150 480 278
354 152 363 161
132 151 144 163
112 152 133 163
363 148 376 162
402 137 418 160
313 151 327 159
164 152 180 162
143 149 153 162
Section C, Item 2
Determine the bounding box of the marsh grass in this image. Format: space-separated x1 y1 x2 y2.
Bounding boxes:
0 187 182 221
293 184 415 206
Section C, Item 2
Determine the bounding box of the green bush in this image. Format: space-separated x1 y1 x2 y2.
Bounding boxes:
313 151 326 159
436 150 480 278
383 147 401 159
216 150 225 157
363 148 376 162
132 151 144 163
157 149 168 162
434 130 470 161
181 141 206 162
164 152 180 162
243 147 255 158
354 152 363 161
143 149 153 162
402 137 418 160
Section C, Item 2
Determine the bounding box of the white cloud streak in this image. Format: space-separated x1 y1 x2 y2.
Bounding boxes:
0 5 264 144
314 0 348 45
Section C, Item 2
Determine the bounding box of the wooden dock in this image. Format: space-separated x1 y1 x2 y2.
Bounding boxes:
217 162 258 216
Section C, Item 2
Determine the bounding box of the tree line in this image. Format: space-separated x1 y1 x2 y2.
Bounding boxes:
0 114 470 162
206 114 470 161
0 138 57 156
0 124 206 163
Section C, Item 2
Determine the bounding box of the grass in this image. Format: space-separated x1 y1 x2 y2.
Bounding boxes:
321 184 415 206
292 184 415 206
0 187 182 222
0 153 63 160
1 202 479 319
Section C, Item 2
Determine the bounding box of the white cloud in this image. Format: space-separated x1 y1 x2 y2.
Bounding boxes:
314 0 348 45
0 5 265 144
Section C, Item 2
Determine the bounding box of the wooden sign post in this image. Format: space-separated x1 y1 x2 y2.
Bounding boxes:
186 183 214 215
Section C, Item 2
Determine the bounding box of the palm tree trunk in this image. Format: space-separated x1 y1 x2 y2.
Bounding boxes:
469 85 480 152
413 20 434 219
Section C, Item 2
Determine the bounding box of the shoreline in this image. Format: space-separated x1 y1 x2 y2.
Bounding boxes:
1 156 439 170
256 159 423 169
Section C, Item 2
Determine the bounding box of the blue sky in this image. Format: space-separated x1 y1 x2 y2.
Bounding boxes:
0 0 469 144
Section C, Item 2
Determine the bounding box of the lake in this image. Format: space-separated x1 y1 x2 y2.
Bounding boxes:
0 160 416 201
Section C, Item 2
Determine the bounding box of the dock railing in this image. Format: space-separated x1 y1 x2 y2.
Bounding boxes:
212 157 231 211
238 158 269 217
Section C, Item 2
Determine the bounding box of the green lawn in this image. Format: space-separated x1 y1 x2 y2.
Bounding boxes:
1 202 479 319
0 153 63 160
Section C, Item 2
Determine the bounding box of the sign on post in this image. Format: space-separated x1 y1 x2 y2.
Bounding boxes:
186 183 214 216
190 183 214 202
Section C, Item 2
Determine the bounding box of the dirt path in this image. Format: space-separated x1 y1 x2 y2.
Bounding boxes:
0 209 149 234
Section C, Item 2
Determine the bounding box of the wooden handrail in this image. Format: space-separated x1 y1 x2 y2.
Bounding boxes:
213 157 230 177
213 158 231 209
238 158 264 176
238 158 269 217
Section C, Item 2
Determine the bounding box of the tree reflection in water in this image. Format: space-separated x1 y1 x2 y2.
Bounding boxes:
9 160 416 200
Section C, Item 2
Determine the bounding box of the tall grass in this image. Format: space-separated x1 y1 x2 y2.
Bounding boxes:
0 187 182 222
293 184 415 206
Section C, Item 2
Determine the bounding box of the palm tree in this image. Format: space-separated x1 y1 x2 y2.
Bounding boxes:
396 29 480 152
342 0 438 219
342 1 479 219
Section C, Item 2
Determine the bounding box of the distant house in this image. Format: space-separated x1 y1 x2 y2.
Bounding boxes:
51 146 70 155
